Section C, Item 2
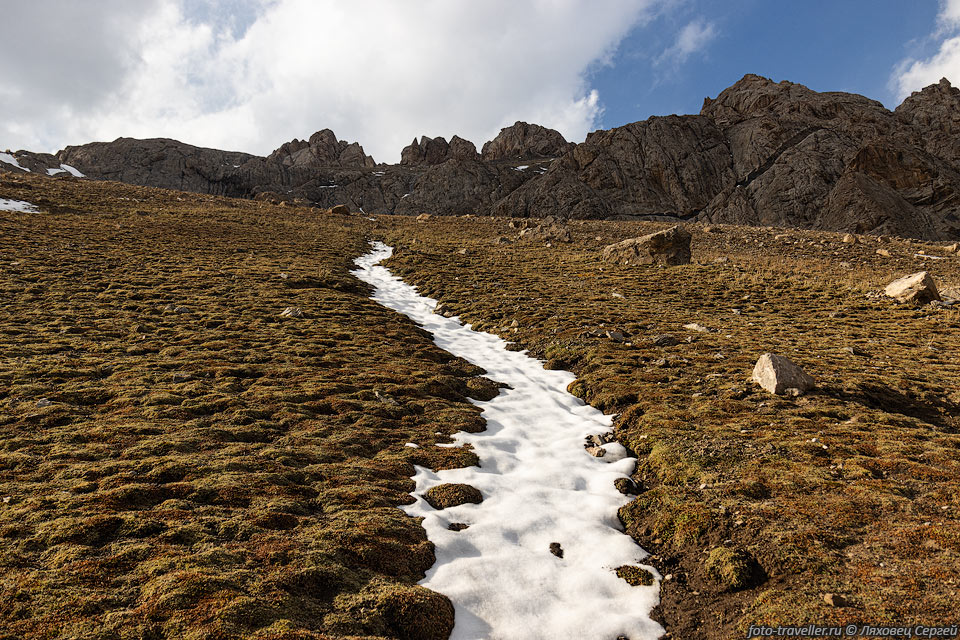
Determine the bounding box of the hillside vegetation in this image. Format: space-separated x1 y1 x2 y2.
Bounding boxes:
1 172 958 638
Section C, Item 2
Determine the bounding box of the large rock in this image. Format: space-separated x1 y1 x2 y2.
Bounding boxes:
481 121 572 161
752 353 815 396
884 271 941 304
601 225 692 266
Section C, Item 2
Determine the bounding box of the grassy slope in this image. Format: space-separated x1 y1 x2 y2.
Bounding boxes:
2 172 959 639
0 174 490 640
380 216 960 637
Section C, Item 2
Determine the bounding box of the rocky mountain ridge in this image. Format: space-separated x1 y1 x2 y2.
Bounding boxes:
2 74 959 240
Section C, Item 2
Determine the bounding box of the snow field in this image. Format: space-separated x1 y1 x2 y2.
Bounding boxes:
353 242 663 640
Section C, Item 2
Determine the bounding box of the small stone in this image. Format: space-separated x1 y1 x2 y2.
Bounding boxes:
823 593 847 607
549 542 564 558
843 346 869 357
651 334 678 347
447 523 469 531
585 445 606 458
329 204 350 215
876 248 891 257
842 233 857 244
279 306 304 318
416 213 432 222
614 477 639 495
606 330 626 343
36 398 53 408
683 323 711 333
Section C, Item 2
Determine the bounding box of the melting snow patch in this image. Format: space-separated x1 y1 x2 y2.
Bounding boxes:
0 199 39 213
514 165 529 171
353 242 662 640
44 164 85 178
0 153 28 172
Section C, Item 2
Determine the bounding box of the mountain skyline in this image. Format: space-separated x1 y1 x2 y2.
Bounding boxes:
2 0 959 163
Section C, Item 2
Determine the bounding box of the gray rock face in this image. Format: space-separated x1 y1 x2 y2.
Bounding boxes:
395 158 529 216
601 225 692 266
58 138 272 197
481 121 572 161
752 353 815 396
896 77 960 168
884 271 941 304
571 115 734 217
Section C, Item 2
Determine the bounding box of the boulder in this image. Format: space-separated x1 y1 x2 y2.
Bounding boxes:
752 353 815 396
601 225 692 266
329 204 350 215
883 271 941 304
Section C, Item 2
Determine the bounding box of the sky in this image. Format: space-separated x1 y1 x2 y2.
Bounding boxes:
1 0 958 164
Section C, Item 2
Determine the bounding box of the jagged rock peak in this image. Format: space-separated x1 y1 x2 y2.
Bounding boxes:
269 129 375 168
701 73 889 129
895 77 960 166
481 121 572 161
401 135 478 165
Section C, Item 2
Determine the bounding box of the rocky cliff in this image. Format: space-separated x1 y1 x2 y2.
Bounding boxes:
3 75 959 240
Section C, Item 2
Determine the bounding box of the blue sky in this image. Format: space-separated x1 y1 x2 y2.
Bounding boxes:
2 1 958 162
591 0 942 129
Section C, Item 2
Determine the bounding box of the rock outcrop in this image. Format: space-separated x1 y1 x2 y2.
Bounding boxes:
268 129 375 168
401 135 478 166
57 138 270 197
481 121 572 161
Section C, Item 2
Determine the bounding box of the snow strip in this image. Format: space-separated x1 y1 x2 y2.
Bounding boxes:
47 167 66 176
0 199 39 213
352 242 663 640
0 153 29 172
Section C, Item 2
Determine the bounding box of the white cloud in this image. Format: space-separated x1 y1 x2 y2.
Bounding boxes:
1 0 657 162
893 0 960 101
655 18 717 67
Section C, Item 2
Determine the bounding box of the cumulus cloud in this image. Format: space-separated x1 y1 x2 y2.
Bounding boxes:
893 0 960 101
1 0 657 162
655 18 717 67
